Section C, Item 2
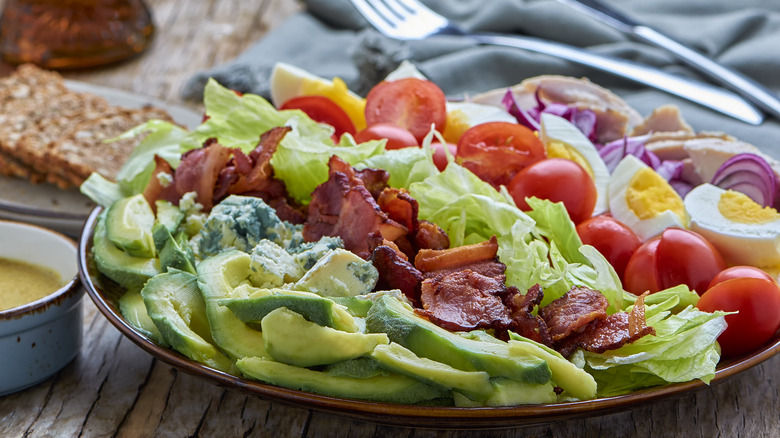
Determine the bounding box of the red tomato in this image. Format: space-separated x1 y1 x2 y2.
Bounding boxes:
364 78 447 143
431 142 456 171
624 228 727 295
697 277 780 357
506 158 597 224
709 266 775 288
577 215 642 282
456 122 546 187
656 228 726 295
280 95 356 139
354 123 418 149
624 238 662 294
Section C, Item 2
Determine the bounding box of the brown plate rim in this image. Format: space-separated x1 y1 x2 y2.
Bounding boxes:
77 206 780 429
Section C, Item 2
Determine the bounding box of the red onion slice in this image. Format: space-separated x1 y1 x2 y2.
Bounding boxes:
711 153 778 207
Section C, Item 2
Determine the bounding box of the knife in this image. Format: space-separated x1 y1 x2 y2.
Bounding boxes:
556 0 780 122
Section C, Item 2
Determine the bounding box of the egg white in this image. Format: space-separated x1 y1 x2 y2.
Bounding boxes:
539 113 610 216
685 183 780 267
608 155 687 241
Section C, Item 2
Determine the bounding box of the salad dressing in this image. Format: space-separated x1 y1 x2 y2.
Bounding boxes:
0 257 62 311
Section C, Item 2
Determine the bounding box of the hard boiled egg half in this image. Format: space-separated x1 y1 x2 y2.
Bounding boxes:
269 62 366 130
539 113 610 216
685 183 780 267
608 155 688 241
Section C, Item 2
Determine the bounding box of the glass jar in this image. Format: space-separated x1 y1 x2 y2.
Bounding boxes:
0 0 154 69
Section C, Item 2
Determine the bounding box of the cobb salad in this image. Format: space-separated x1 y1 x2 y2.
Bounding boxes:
80 61 780 407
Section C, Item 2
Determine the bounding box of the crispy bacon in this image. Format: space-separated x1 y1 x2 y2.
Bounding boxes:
378 188 418 232
370 245 424 304
505 284 553 345
174 142 233 211
414 220 450 251
142 155 178 209
418 269 513 332
540 287 609 342
556 293 656 357
304 156 407 258
414 236 504 280
355 168 390 199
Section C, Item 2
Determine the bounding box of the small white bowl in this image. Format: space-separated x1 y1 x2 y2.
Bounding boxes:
0 220 83 396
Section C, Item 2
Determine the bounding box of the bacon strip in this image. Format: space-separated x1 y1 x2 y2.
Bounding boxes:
418 269 513 332
142 155 178 209
540 287 609 342
414 236 502 277
174 142 233 211
414 220 450 251
369 245 424 305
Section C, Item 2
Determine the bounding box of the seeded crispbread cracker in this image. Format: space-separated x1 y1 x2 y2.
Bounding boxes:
42 106 174 188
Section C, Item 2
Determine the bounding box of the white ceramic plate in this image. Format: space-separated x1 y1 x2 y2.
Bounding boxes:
0 81 202 237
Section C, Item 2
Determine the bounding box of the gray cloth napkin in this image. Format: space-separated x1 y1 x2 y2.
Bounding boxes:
182 0 780 158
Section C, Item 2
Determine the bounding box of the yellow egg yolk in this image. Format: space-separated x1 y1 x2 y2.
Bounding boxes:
626 167 685 220
718 190 780 224
301 77 366 130
442 109 470 144
546 141 594 179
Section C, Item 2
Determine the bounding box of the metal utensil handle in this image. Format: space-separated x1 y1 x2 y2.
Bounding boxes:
472 32 764 125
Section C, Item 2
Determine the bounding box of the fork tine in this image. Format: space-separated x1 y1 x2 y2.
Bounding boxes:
349 0 452 40
350 0 402 38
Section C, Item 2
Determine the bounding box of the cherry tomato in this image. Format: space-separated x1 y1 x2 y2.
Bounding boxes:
624 228 727 295
280 95 356 139
656 228 726 295
506 158 597 224
709 266 775 288
624 238 662 295
431 142 456 172
364 78 447 143
697 277 780 357
354 123 418 150
456 122 546 187
577 215 642 282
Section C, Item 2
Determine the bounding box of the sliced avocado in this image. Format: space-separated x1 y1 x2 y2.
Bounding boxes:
294 248 378 297
93 212 161 291
329 296 374 317
152 200 185 250
453 377 557 407
218 289 358 332
508 336 597 400
323 357 387 379
371 342 493 401
196 250 268 360
156 225 196 274
261 307 388 367
365 295 551 384
106 194 156 258
236 357 448 404
118 289 168 347
141 269 235 373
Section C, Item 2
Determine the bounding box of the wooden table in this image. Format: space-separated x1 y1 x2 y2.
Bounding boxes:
1 0 779 436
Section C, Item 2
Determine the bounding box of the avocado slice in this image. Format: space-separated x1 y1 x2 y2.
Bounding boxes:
328 296 374 317
218 290 358 332
365 295 551 384
508 336 597 400
93 212 161 291
453 377 557 407
261 307 388 367
142 269 235 373
118 289 168 347
236 357 448 404
106 194 156 258
371 342 493 401
155 225 196 274
152 200 185 250
196 250 268 360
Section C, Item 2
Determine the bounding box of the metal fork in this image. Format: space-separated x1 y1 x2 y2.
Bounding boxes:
348 0 764 125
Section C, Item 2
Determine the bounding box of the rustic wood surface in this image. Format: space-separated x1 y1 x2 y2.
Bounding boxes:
1 0 779 436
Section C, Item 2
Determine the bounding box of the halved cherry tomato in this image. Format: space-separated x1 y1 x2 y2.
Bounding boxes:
697 277 780 357
624 228 727 295
364 78 447 143
709 266 775 288
280 95 356 139
506 158 596 224
624 238 662 294
576 215 642 282
431 142 457 172
456 122 546 187
354 123 418 150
